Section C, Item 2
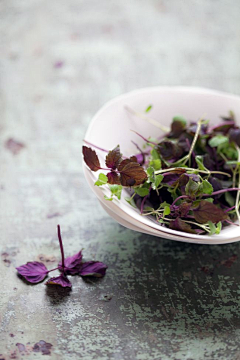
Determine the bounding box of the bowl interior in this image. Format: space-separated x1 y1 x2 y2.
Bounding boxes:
84 86 240 242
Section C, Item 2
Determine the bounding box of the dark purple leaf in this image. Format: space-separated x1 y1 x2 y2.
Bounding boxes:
82 146 100 171
80 261 108 277
208 177 223 192
105 145 122 170
188 121 208 135
118 156 138 171
185 178 199 197
170 120 186 137
107 171 121 185
157 141 183 160
178 134 193 152
203 152 216 170
178 202 192 217
210 121 235 133
16 261 48 283
120 162 147 187
229 128 240 146
46 274 72 288
169 218 197 234
58 251 83 275
162 169 186 186
173 173 200 192
193 200 228 224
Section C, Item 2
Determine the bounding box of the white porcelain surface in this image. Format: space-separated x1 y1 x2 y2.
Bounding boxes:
83 86 240 244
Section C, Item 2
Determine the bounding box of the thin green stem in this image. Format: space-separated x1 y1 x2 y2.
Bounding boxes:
220 152 233 173
125 105 170 133
182 117 205 166
155 167 231 177
182 220 211 233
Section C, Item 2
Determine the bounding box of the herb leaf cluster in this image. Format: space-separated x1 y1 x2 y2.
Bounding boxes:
83 111 240 235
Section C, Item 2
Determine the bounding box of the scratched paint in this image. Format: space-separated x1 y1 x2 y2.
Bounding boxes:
1 0 240 359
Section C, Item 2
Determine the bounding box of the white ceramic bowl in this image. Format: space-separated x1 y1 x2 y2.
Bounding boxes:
83 86 240 244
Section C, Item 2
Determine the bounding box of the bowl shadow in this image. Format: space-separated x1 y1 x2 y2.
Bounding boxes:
101 227 240 344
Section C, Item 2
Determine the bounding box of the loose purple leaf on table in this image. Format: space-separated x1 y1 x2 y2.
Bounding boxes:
80 261 108 278
58 251 83 275
46 274 72 288
16 261 48 283
105 145 122 170
82 146 100 171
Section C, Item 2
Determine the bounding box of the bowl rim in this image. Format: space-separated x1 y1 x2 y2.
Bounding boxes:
85 85 240 140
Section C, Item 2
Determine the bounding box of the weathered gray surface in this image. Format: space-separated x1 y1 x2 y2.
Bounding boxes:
1 1 240 359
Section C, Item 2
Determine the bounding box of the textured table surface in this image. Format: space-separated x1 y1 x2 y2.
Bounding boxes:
1 1 240 359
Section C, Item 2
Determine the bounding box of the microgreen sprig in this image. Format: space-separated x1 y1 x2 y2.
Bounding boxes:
16 225 108 288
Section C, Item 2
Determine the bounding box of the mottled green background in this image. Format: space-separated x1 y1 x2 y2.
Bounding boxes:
1 1 240 359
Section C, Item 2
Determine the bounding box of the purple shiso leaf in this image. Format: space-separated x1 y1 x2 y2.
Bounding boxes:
46 274 72 288
80 261 108 278
58 251 83 275
228 128 240 146
107 171 121 185
16 261 48 284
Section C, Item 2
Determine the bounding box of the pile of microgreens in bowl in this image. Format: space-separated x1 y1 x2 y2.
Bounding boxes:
83 107 240 235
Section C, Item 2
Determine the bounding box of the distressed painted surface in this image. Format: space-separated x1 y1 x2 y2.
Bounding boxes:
1 1 240 359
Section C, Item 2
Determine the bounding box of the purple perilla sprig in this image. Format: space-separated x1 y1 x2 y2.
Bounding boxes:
16 225 108 288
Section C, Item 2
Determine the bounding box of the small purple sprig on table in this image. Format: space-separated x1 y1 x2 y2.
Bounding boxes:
16 225 108 288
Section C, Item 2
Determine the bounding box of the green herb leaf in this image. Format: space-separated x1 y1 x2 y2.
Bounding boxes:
195 155 207 170
225 191 235 207
208 221 217 235
207 220 222 235
216 221 222 234
147 167 155 183
163 205 171 217
104 195 113 201
125 196 137 208
95 173 108 186
149 159 162 170
199 179 213 195
204 198 214 203
172 116 187 125
185 178 199 197
134 187 150 197
151 148 160 161
209 135 229 148
153 174 164 190
145 105 152 113
149 149 162 170
108 184 122 200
